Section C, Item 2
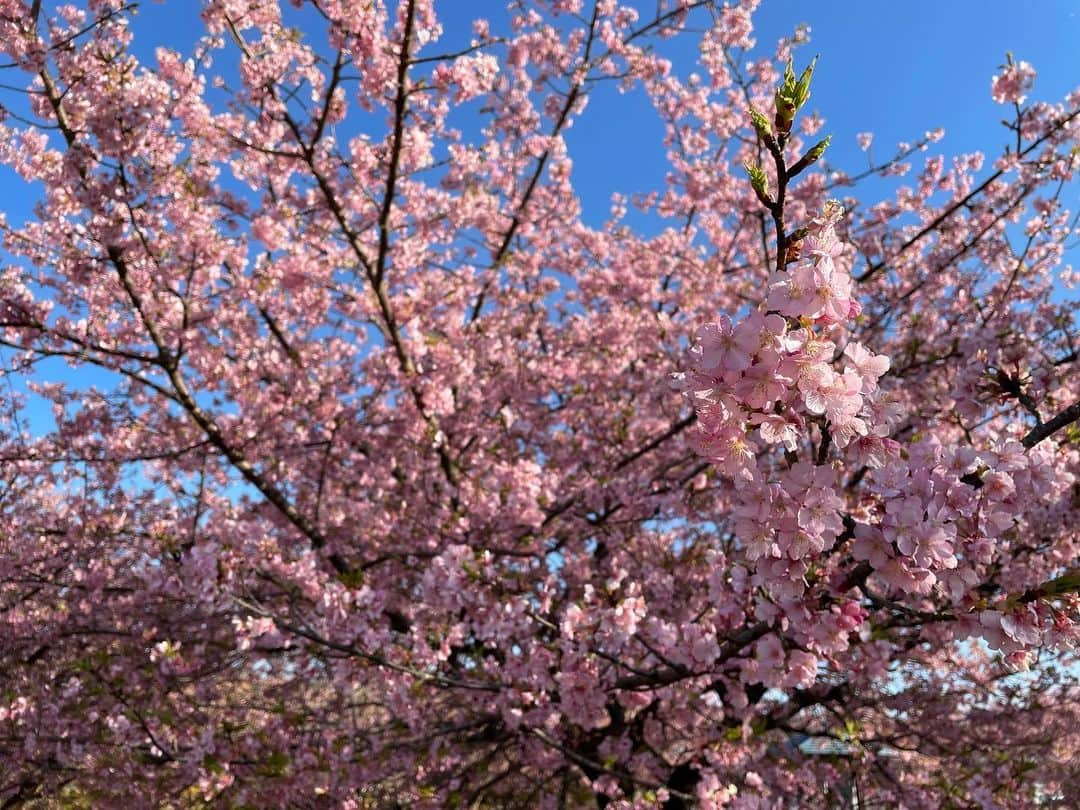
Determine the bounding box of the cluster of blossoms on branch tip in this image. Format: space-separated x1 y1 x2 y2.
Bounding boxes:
992 57 1037 106
676 200 895 477
680 196 1078 667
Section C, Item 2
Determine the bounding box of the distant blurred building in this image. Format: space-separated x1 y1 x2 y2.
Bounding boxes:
786 732 879 809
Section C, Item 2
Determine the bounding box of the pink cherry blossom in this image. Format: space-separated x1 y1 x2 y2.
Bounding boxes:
991 58 1037 104
0 2 1077 807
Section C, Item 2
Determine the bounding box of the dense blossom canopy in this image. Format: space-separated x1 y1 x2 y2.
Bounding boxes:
0 1 1078 807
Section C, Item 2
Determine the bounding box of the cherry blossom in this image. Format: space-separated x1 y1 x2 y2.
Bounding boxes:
0 1 1077 807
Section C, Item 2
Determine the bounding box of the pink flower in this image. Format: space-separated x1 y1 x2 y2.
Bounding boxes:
738 520 782 561
769 251 853 324
982 470 1015 501
610 595 646 638
694 316 756 375
557 657 608 730
796 487 844 540
687 625 720 667
754 633 784 672
767 263 818 318
693 421 755 475
844 341 891 392
783 650 818 688
738 311 789 354
750 413 800 451
718 7 754 47
991 59 1036 104
849 435 897 469
1000 606 1041 646
735 352 789 410
812 263 853 324
801 369 863 424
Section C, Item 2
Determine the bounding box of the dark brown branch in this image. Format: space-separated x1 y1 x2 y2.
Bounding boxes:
613 414 695 471
1022 399 1080 448
374 0 415 287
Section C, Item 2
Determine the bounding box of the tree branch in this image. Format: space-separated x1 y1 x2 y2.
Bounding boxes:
1022 399 1080 448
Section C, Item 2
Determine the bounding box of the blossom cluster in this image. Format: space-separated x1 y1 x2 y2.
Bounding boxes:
678 201 895 484
681 200 1079 665
991 58 1037 105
